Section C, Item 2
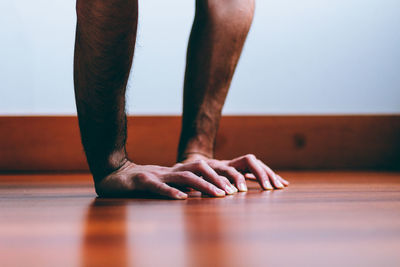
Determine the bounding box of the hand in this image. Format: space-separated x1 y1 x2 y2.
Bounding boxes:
94 159 240 199
181 153 289 192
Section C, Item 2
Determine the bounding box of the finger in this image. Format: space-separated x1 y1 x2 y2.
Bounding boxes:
174 160 237 195
277 174 290 186
145 179 188 200
172 163 183 168
165 171 226 197
244 173 257 180
246 170 287 188
173 186 193 192
257 160 285 189
230 154 272 190
215 166 247 192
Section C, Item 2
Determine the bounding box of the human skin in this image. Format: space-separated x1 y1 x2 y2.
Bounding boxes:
177 0 288 191
73 0 288 199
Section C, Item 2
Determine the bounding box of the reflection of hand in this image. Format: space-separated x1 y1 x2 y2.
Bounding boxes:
95 160 236 200
182 153 289 192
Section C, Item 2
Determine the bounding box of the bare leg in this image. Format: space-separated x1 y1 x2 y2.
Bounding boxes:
178 0 289 191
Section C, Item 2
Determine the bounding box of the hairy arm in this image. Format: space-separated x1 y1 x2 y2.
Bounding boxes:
74 0 136 182
178 1 255 160
177 0 289 191
73 0 237 199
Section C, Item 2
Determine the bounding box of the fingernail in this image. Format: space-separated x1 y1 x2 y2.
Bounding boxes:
275 178 284 189
264 181 273 190
176 192 188 199
215 188 226 196
238 182 247 192
230 184 238 193
280 176 290 185
225 185 234 195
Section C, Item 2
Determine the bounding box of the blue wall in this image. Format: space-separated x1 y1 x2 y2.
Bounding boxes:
1 0 399 115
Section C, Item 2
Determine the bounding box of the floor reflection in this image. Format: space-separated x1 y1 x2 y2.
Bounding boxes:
183 193 250 267
79 192 252 267
81 198 128 267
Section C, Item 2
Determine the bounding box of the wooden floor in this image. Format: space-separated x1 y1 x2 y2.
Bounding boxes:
0 171 399 267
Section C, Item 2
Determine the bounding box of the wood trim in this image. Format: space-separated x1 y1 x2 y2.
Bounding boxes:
0 115 399 171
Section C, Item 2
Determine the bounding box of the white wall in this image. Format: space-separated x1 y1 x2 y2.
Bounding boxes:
1 0 399 115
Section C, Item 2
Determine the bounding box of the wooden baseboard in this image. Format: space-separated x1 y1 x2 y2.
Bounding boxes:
0 115 399 171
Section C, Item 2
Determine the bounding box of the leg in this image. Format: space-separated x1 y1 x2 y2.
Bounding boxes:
178 0 255 160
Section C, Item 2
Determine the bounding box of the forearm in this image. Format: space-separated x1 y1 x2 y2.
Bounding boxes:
178 1 255 161
73 0 137 182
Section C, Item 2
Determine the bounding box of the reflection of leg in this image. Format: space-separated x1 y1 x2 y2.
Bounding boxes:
81 199 128 267
74 0 138 181
178 0 255 161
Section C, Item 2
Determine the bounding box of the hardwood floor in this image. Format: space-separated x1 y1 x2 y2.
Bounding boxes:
0 171 399 267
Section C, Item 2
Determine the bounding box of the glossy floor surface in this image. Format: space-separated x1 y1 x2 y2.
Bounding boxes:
1 171 400 267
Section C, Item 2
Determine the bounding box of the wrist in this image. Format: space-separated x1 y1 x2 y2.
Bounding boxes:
88 149 129 182
177 137 214 162
179 151 212 163
178 114 219 162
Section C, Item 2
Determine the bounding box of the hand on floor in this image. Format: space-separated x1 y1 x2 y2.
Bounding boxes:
181 153 289 192
94 160 238 199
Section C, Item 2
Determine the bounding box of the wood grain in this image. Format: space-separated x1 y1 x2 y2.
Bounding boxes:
0 171 399 267
0 115 399 171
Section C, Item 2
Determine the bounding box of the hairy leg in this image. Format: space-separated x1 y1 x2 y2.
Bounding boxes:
178 0 289 191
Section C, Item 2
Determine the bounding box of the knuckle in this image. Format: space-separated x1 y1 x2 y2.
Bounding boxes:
244 154 258 165
174 163 183 169
193 160 201 167
197 159 207 168
220 176 230 184
192 159 207 171
234 173 245 182
246 153 256 160
207 182 217 192
135 172 149 181
227 166 237 173
181 171 194 178
133 173 151 188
